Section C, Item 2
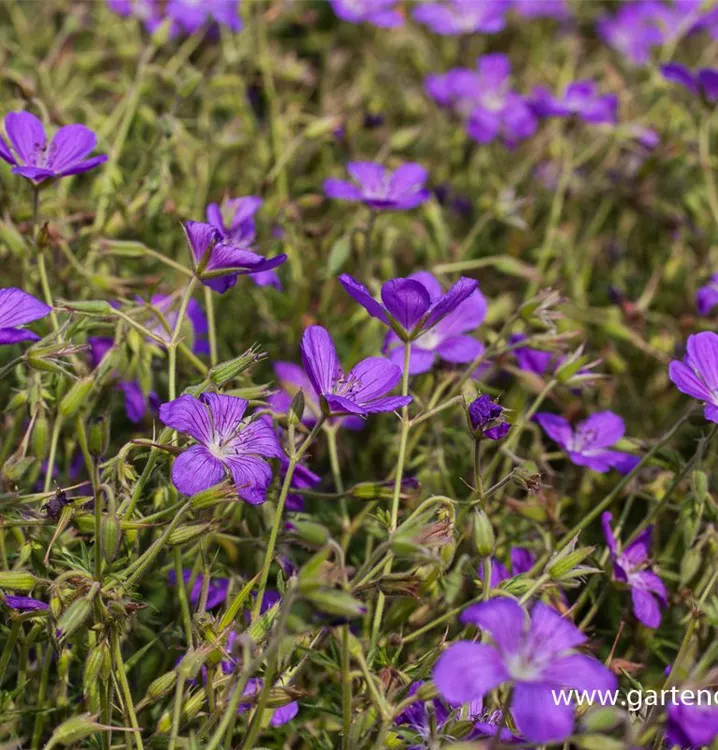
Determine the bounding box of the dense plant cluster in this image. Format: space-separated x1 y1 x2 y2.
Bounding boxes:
3 1 718 748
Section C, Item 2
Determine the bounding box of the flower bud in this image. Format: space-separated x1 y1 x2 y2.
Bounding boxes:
101 514 122 565
2 455 38 482
189 482 236 510
144 671 177 704
83 642 110 694
32 413 50 459
547 539 597 582
285 519 330 547
46 713 110 746
473 510 495 557
167 523 214 547
0 571 39 591
208 347 265 385
58 300 112 315
7 391 29 411
56 596 93 641
305 589 367 618
288 390 305 426
88 414 111 458
59 377 95 418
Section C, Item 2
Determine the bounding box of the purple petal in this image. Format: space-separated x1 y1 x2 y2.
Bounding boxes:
575 411 625 450
542 653 617 693
601 512 618 556
461 598 526 654
271 701 298 727
5 111 46 165
433 642 509 705
228 418 283 459
323 178 362 201
622 527 652 566
408 271 443 302
526 601 586 659
467 107 501 144
206 202 226 234
0 288 51 328
48 125 97 172
668 359 712 401
347 161 387 193
120 381 147 423
381 279 432 332
699 69 718 102
510 547 535 574
535 413 572 449
339 275 390 324
510 683 574 743
630 587 661 628
172 445 225 495
56 154 107 178
423 277 479 330
434 289 487 337
631 569 667 604
0 327 41 344
687 332 718 391
388 163 429 204
696 282 718 316
345 357 403 403
324 394 368 416
183 221 221 267
661 63 699 94
224 454 274 505
435 335 484 363
0 134 16 166
300 326 341 398
159 394 213 444
198 393 248 440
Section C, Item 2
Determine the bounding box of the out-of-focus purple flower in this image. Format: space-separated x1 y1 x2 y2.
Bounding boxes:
159 393 283 503
597 3 665 64
666 695 718 748
144 294 209 355
165 0 242 34
627 124 660 150
373 272 486 374
661 63 718 102
696 274 718 316
182 221 287 294
206 197 281 290
168 569 229 610
339 273 480 360
468 395 510 440
530 80 618 125
329 0 403 27
425 55 537 148
669 332 718 423
512 0 570 19
601 512 667 629
237 678 299 726
3 595 48 612
535 411 639 473
413 0 509 35
509 333 553 376
433 598 616 743
479 547 534 588
324 162 430 211
0 288 50 345
0 112 107 184
300 326 412 417
88 337 156 424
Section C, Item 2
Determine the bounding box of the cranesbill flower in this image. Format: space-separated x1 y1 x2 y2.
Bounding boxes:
2 595 49 612
530 80 618 125
668 332 718 423
661 63 718 103
413 0 509 35
468 395 510 440
666 693 718 748
535 411 639 473
696 274 718 316
237 678 299 726
377 272 486 374
433 598 617 743
144 294 209 355
509 333 553 376
0 288 51 344
480 547 534 588
159 392 283 503
512 0 569 19
168 569 229 610
182 221 287 294
601 512 667 628
165 0 242 34
0 112 107 184
324 162 430 211
597 3 665 64
329 0 403 28
339 273 479 356
206 196 281 290
300 326 412 416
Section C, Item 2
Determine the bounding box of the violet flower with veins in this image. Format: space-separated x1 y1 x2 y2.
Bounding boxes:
669 332 718 423
413 0 509 36
0 288 51 345
0 111 107 184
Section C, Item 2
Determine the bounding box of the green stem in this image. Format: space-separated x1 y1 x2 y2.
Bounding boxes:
204 285 218 366
43 415 63 493
168 277 198 402
0 619 20 686
174 548 193 648
112 630 145 750
31 187 59 332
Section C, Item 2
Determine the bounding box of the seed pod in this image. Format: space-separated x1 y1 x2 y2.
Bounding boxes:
0 571 38 591
57 648 73 680
156 690 206 734
472 510 495 558
144 671 177 704
83 644 107 694
56 597 93 641
288 390 305 426
286 519 329 547
305 589 367 618
45 713 110 747
101 514 122 565
59 377 94 418
167 523 214 547
2 455 38 482
7 391 29 411
190 483 236 510
32 413 50 458
208 348 264 385
88 414 111 458
59 300 112 315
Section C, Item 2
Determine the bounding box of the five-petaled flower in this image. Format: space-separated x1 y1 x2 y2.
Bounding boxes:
696 274 718 316
0 111 107 184
329 0 404 28
324 162 430 211
530 80 618 125
601 512 667 629
159 392 283 503
535 410 639 473
0 288 51 345
433 598 616 743
339 273 480 362
300 325 412 416
668 332 718 423
182 221 287 294
661 63 718 103
107 0 243 36
413 0 509 36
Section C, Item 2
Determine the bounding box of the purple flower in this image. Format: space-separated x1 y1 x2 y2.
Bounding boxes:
530 80 618 125
535 411 639 474
468 395 510 440
206 197 281 290
426 55 537 148
601 512 667 629
237 678 298 726
339 273 480 360
0 288 50 344
597 3 665 65
433 598 617 743
165 0 242 34
511 0 570 19
669 332 718 423
413 0 509 35
696 274 718 316
182 221 287 294
159 392 283 503
667 696 718 748
480 547 535 588
324 162 430 211
661 63 718 103
0 112 107 184
509 333 554 376
3 595 48 612
300 326 412 416
168 569 229 610
329 0 404 28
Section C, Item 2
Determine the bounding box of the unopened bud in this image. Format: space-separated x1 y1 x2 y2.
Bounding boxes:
88 414 111 458
144 671 177 704
473 510 495 557
32 413 50 459
288 390 305 426
0 571 39 591
59 377 94 418
209 347 264 385
2 455 38 482
101 514 122 565
167 523 214 547
547 540 597 581
46 713 112 746
83 642 110 693
305 589 367 618
56 596 93 641
285 519 329 547
58 300 112 315
189 482 236 510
